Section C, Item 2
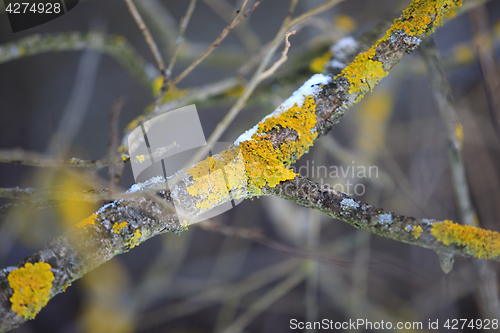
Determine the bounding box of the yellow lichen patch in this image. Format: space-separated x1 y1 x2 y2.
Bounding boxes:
128 230 141 249
310 51 332 73
135 155 145 163
8 262 55 319
338 46 387 98
76 214 97 229
431 220 500 259
336 0 462 103
453 43 474 65
186 146 248 209
239 95 318 196
186 95 319 204
412 226 423 239
382 0 463 41
334 14 357 33
455 123 464 148
113 222 128 234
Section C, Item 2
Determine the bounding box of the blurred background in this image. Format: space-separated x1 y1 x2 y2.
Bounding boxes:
1 0 500 332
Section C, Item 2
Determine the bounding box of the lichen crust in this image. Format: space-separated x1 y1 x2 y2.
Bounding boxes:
8 262 55 319
186 93 320 209
335 0 462 103
431 220 500 259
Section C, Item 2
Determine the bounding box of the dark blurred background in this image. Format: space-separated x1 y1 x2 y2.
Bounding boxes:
1 0 500 332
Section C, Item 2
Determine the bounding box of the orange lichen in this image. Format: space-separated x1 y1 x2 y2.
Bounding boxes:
113 222 128 234
431 220 500 259
8 262 55 319
76 214 97 229
310 51 332 73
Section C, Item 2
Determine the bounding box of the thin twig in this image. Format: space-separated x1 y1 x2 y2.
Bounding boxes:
108 96 125 184
155 0 198 109
123 0 166 75
170 0 261 87
203 0 261 52
259 30 296 81
0 142 178 168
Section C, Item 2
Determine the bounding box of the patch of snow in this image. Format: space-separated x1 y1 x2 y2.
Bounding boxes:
234 74 332 145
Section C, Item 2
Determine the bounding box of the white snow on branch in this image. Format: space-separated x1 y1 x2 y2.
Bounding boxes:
234 74 332 145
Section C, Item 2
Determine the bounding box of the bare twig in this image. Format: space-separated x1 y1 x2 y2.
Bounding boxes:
108 96 126 184
154 0 198 109
123 0 166 76
169 0 261 88
259 30 296 81
202 0 261 52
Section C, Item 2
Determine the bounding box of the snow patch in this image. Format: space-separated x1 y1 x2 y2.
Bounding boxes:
234 74 332 145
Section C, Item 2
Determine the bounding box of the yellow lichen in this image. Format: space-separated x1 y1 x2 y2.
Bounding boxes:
113 222 128 234
186 95 319 206
135 155 145 163
412 225 423 239
337 46 388 100
76 214 97 229
431 220 500 259
381 0 462 41
239 95 318 196
8 262 55 319
336 0 462 102
310 51 332 73
186 145 247 209
128 230 141 249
